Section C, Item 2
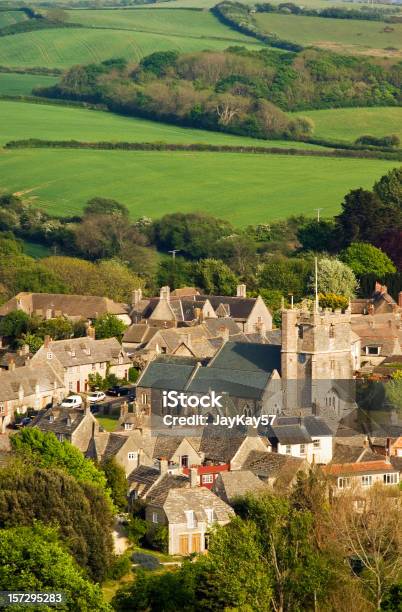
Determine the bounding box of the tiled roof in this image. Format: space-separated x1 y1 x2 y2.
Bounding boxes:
197 295 258 320
146 474 189 505
128 465 160 493
160 486 235 524
0 363 64 402
187 367 272 400
34 337 131 368
199 431 246 463
151 435 188 460
123 325 159 344
323 460 397 476
275 416 333 437
332 444 380 464
267 423 312 445
243 450 305 480
31 406 91 435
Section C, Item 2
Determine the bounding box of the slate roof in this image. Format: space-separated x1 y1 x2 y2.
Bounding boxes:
123 324 159 345
267 423 312 446
199 431 247 463
158 486 235 524
332 444 381 464
146 474 189 505
0 292 128 319
0 363 64 402
128 465 160 494
31 405 91 435
34 337 131 368
242 450 306 488
275 416 333 437
212 470 266 504
197 295 258 321
151 435 189 460
210 342 281 374
138 359 197 391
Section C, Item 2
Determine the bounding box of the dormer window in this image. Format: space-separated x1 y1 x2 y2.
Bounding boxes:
47 352 53 360
205 508 214 524
49 415 54 423
185 510 196 528
124 423 134 431
71 350 76 358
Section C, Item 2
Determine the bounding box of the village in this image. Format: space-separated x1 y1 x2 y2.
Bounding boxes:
0 281 400 561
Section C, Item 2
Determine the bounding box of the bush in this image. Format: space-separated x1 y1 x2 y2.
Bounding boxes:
108 553 132 580
144 525 168 554
127 516 148 546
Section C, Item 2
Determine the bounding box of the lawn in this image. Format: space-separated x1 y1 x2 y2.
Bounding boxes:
0 73 59 96
0 25 260 70
255 12 402 56
68 7 255 43
0 100 326 149
96 414 120 432
0 146 397 224
22 240 52 259
294 107 402 144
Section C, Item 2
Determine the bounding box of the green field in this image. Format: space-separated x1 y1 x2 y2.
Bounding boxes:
0 100 328 149
68 7 254 41
0 10 28 28
0 146 398 224
0 73 59 95
0 26 260 70
298 107 402 143
255 12 402 56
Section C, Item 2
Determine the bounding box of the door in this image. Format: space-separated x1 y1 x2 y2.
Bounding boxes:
191 534 201 553
76 381 80 393
179 535 189 555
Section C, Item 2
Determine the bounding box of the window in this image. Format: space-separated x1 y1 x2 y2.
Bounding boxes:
141 393 147 405
205 508 214 524
366 346 380 356
330 360 335 371
56 433 64 442
300 444 306 456
202 474 214 484
152 513 158 524
181 455 189 468
100 362 106 369
384 473 398 485
298 325 304 339
47 352 53 360
337 477 350 489
91 363 96 371
0 403 4 415
128 452 138 461
285 445 291 455
313 439 321 449
185 510 196 528
125 423 134 431
329 324 335 339
361 475 372 487
69 382 73 391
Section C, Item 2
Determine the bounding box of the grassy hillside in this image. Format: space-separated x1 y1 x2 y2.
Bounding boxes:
0 73 59 96
298 107 402 143
0 26 261 70
68 7 255 42
255 12 402 56
0 147 397 224
0 100 327 148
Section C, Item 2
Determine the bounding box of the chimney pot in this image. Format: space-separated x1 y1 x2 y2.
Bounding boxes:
159 458 168 475
160 286 170 302
236 284 247 298
132 288 143 308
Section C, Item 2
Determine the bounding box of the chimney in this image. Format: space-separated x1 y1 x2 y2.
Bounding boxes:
398 292 402 308
190 467 198 488
44 335 51 349
236 284 247 298
160 286 170 302
120 401 129 420
386 437 392 459
86 325 95 340
8 358 16 371
159 458 168 475
132 288 142 308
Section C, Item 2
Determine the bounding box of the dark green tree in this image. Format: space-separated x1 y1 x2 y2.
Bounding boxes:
193 258 238 295
0 310 30 344
93 313 127 340
84 197 129 218
374 167 402 209
340 242 396 278
297 218 337 252
0 523 110 611
102 458 128 511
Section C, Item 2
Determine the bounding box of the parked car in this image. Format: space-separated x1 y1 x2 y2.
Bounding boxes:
61 395 83 408
87 391 106 403
108 385 135 399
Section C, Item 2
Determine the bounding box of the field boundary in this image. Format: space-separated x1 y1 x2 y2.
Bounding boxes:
5 138 402 161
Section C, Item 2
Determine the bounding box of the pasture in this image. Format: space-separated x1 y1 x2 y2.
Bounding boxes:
255 12 402 56
0 100 327 149
0 10 28 28
298 107 402 143
0 16 259 70
0 73 59 96
0 146 397 224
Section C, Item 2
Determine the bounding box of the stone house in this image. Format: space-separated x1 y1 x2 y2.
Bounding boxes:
0 362 65 432
30 404 98 452
322 459 400 494
351 283 402 316
31 336 131 394
145 478 235 555
86 429 154 475
266 416 333 464
0 292 131 325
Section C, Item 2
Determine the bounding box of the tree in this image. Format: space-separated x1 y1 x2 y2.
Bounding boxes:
318 293 349 311
0 254 65 299
19 332 43 353
0 463 114 582
381 582 402 611
11 428 109 494
0 310 30 344
374 167 402 209
102 458 128 511
84 197 129 218
297 219 337 252
0 523 110 611
331 486 402 610
374 229 402 271
312 258 357 298
140 51 179 76
257 255 313 301
384 369 402 417
193 258 238 295
340 242 396 278
335 189 400 248
37 316 74 341
96 260 143 303
94 313 127 340
151 213 233 260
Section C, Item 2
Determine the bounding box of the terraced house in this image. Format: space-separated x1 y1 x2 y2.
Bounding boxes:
31 335 131 394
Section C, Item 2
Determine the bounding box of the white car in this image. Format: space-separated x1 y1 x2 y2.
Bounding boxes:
61 395 83 408
87 391 106 403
